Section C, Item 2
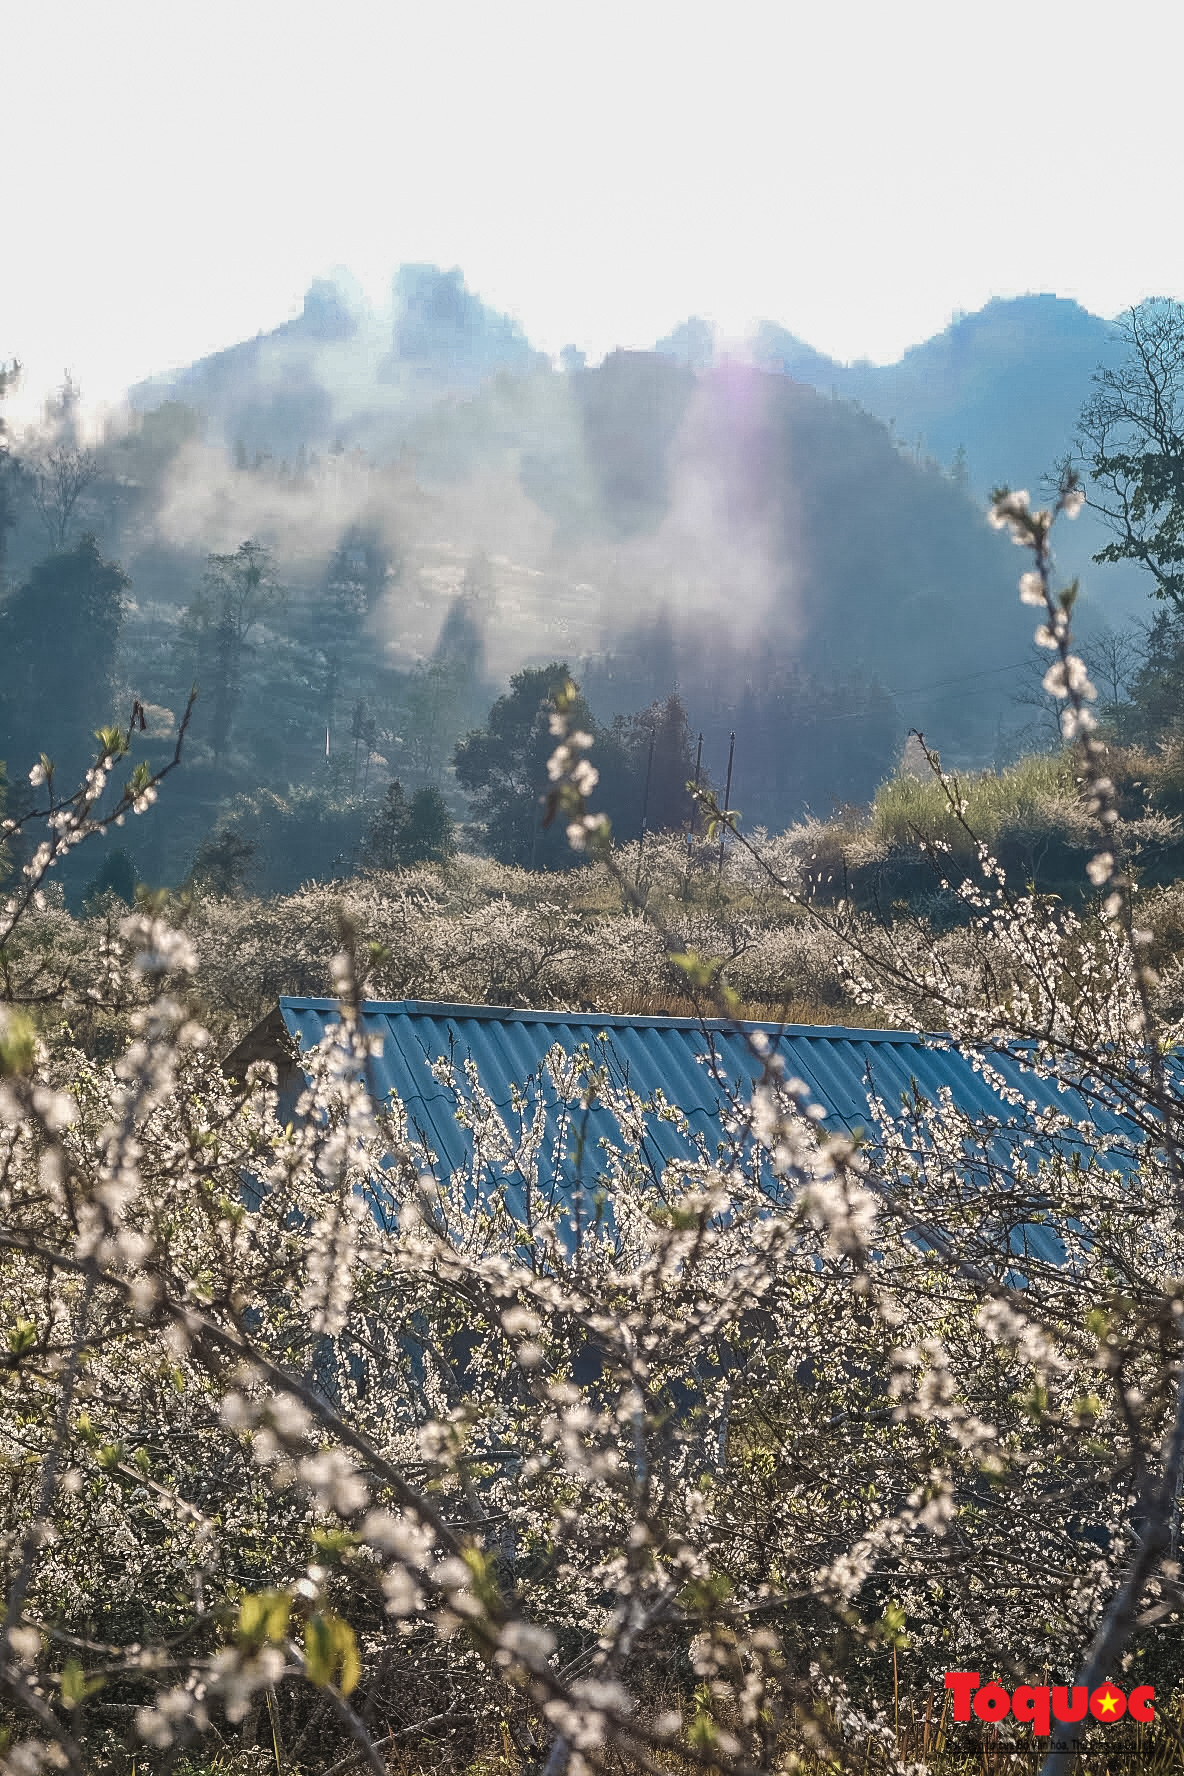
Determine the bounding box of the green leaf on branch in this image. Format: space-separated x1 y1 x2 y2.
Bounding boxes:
5 1317 37 1357
551 677 579 716
877 1600 909 1649
670 950 724 991
0 1009 36 1078
678 1573 733 1612
460 1544 502 1613
238 1588 292 1647
303 1610 360 1693
687 1710 720 1753
124 760 152 801
94 725 130 760
60 1657 104 1708
311 1526 358 1559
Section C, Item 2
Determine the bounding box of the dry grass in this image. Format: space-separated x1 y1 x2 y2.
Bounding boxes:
166 1700 1184 1776
593 987 895 1028
871 752 1078 851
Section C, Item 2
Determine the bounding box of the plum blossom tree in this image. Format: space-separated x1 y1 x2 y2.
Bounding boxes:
3 475 1184 1776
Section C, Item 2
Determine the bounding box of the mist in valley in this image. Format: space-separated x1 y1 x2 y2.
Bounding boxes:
0 264 1138 899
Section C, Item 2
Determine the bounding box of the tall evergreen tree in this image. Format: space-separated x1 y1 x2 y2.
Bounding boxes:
360 781 455 869
455 665 641 868
403 592 490 785
319 526 391 744
454 663 580 867
179 541 284 761
360 780 411 870
1126 613 1184 743
0 535 128 780
612 691 699 838
403 785 456 864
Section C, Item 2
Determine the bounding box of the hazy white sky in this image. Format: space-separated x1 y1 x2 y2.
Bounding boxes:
4 0 1181 418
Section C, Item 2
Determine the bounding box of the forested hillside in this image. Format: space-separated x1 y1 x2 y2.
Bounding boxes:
12 269 1184 1774
0 266 1112 902
697 293 1143 619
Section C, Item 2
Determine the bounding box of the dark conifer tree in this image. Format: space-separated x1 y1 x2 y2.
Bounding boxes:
360 780 410 869
0 535 128 780
403 786 456 864
454 663 579 867
613 691 699 837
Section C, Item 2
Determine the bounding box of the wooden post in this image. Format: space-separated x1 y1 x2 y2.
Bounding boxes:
717 730 735 877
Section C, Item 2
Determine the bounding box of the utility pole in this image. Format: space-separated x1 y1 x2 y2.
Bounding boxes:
684 731 704 895
636 721 656 888
686 732 703 853
718 731 735 879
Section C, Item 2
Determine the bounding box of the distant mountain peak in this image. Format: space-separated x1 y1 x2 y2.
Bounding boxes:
387 264 540 377
297 270 367 342
747 320 841 383
654 316 717 372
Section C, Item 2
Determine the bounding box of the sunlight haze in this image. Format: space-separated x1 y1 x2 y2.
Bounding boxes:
4 0 1179 417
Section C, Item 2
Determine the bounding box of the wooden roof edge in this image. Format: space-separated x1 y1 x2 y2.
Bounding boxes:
222 1006 294 1082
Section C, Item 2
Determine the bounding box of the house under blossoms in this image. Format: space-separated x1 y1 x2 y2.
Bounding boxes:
225 999 1129 1259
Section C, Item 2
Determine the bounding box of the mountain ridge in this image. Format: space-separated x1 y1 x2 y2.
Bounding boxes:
66 266 1143 833
132 266 1120 504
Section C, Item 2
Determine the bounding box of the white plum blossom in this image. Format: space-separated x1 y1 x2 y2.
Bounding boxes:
2 502 1184 1776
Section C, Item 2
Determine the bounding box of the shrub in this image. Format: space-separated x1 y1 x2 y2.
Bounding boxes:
360 781 457 869
7 484 1184 1776
203 784 371 895
80 844 137 911
871 749 1077 850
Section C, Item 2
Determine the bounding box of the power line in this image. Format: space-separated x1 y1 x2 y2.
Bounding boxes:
885 658 1034 699
737 658 1037 725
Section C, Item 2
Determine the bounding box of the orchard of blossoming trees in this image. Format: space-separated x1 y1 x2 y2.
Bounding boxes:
3 475 1184 1776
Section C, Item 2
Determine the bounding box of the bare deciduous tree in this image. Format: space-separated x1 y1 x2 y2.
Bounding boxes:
26 441 99 551
1082 619 1142 713
1074 299 1184 608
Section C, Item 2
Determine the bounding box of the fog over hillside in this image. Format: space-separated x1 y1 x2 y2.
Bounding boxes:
745 292 1134 617
0 264 1144 889
129 266 545 460
123 265 1138 636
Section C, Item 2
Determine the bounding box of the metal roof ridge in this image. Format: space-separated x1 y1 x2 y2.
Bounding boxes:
276 996 937 1043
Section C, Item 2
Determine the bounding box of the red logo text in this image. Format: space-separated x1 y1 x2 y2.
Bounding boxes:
944 1673 1154 1736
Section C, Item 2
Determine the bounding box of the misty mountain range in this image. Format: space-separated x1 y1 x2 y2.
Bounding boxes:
0 264 1146 889
129 264 1134 636
120 264 1137 752
135 265 1122 513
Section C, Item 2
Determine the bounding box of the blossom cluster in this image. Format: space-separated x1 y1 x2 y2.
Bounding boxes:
2 489 1184 1776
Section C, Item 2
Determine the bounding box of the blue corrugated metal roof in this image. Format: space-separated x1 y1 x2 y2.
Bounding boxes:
269 1000 1131 1259
282 997 928 1158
